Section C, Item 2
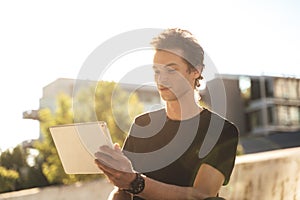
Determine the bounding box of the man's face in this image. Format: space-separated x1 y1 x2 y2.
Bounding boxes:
152 50 199 102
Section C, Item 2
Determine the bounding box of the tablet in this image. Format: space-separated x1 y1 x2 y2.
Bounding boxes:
49 121 113 174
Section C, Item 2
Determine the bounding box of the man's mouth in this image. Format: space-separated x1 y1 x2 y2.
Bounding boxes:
158 86 171 91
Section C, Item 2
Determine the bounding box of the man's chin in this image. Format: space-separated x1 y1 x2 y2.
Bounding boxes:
161 96 177 102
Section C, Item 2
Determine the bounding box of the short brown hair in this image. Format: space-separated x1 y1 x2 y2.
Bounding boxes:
151 28 205 88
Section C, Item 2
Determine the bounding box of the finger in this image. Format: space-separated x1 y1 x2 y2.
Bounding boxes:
95 159 133 188
99 145 112 151
94 151 127 172
97 146 118 159
95 149 120 163
114 143 122 152
94 152 116 168
99 145 123 159
94 159 113 173
94 151 112 160
99 145 118 154
94 158 115 174
94 158 120 176
94 160 118 183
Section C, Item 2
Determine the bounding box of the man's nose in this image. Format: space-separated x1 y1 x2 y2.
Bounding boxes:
157 72 169 85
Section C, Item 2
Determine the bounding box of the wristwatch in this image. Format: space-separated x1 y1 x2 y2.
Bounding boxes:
124 173 145 195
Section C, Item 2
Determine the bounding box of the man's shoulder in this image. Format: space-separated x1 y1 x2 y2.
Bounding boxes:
204 108 239 136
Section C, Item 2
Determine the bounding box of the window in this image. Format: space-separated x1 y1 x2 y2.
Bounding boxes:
274 78 298 99
287 79 298 99
265 79 274 97
274 78 285 98
267 106 274 125
276 105 299 126
298 80 300 98
277 105 289 125
248 110 263 130
290 106 299 125
250 79 261 100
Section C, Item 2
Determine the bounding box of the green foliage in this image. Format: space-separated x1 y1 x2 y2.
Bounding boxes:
94 82 144 145
34 93 98 185
0 146 48 193
0 166 19 192
236 144 244 156
0 146 27 170
35 81 144 185
73 81 144 145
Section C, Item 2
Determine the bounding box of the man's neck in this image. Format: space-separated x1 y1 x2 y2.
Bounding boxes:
165 95 202 121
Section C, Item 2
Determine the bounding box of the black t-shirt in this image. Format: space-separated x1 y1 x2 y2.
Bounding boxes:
123 108 239 199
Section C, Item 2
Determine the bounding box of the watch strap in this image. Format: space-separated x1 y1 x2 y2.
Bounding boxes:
124 173 145 195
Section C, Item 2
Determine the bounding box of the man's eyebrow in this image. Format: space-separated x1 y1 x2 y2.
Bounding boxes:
152 63 179 68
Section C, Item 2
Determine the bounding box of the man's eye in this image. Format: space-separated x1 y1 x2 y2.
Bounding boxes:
167 69 176 73
154 70 160 74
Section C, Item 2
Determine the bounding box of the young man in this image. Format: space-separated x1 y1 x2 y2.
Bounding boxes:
95 28 239 200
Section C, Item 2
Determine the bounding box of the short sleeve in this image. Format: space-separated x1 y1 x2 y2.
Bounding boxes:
122 135 135 152
201 122 239 185
122 123 136 152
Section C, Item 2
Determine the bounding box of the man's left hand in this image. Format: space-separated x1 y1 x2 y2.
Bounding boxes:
94 143 136 189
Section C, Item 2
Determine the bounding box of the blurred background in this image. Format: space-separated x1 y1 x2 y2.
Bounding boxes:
0 0 300 199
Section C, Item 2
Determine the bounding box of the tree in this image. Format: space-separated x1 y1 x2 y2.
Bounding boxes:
35 81 144 185
0 166 19 193
34 93 97 185
73 81 144 145
0 146 48 193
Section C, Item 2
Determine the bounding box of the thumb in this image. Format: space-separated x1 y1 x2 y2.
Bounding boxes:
114 143 121 151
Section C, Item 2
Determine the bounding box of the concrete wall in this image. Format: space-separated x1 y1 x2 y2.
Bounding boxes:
0 179 114 200
220 147 300 200
1 147 300 200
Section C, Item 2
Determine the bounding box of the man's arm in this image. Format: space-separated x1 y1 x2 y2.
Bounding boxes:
193 164 225 197
137 164 224 199
95 145 224 200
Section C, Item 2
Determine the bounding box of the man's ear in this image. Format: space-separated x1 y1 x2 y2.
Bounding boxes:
193 65 203 79
193 69 200 79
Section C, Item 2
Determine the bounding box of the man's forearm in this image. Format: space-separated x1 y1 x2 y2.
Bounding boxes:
136 176 208 200
109 176 211 200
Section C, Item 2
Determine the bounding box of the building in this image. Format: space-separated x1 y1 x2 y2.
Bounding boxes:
201 74 300 153
244 75 300 134
200 74 247 136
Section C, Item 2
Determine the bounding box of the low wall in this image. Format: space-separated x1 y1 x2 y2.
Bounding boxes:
220 147 300 200
1 147 300 200
0 179 114 200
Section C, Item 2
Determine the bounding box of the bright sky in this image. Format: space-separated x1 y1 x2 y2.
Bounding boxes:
0 0 300 151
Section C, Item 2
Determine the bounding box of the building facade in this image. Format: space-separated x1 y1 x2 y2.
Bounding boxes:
244 75 300 135
200 74 300 153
